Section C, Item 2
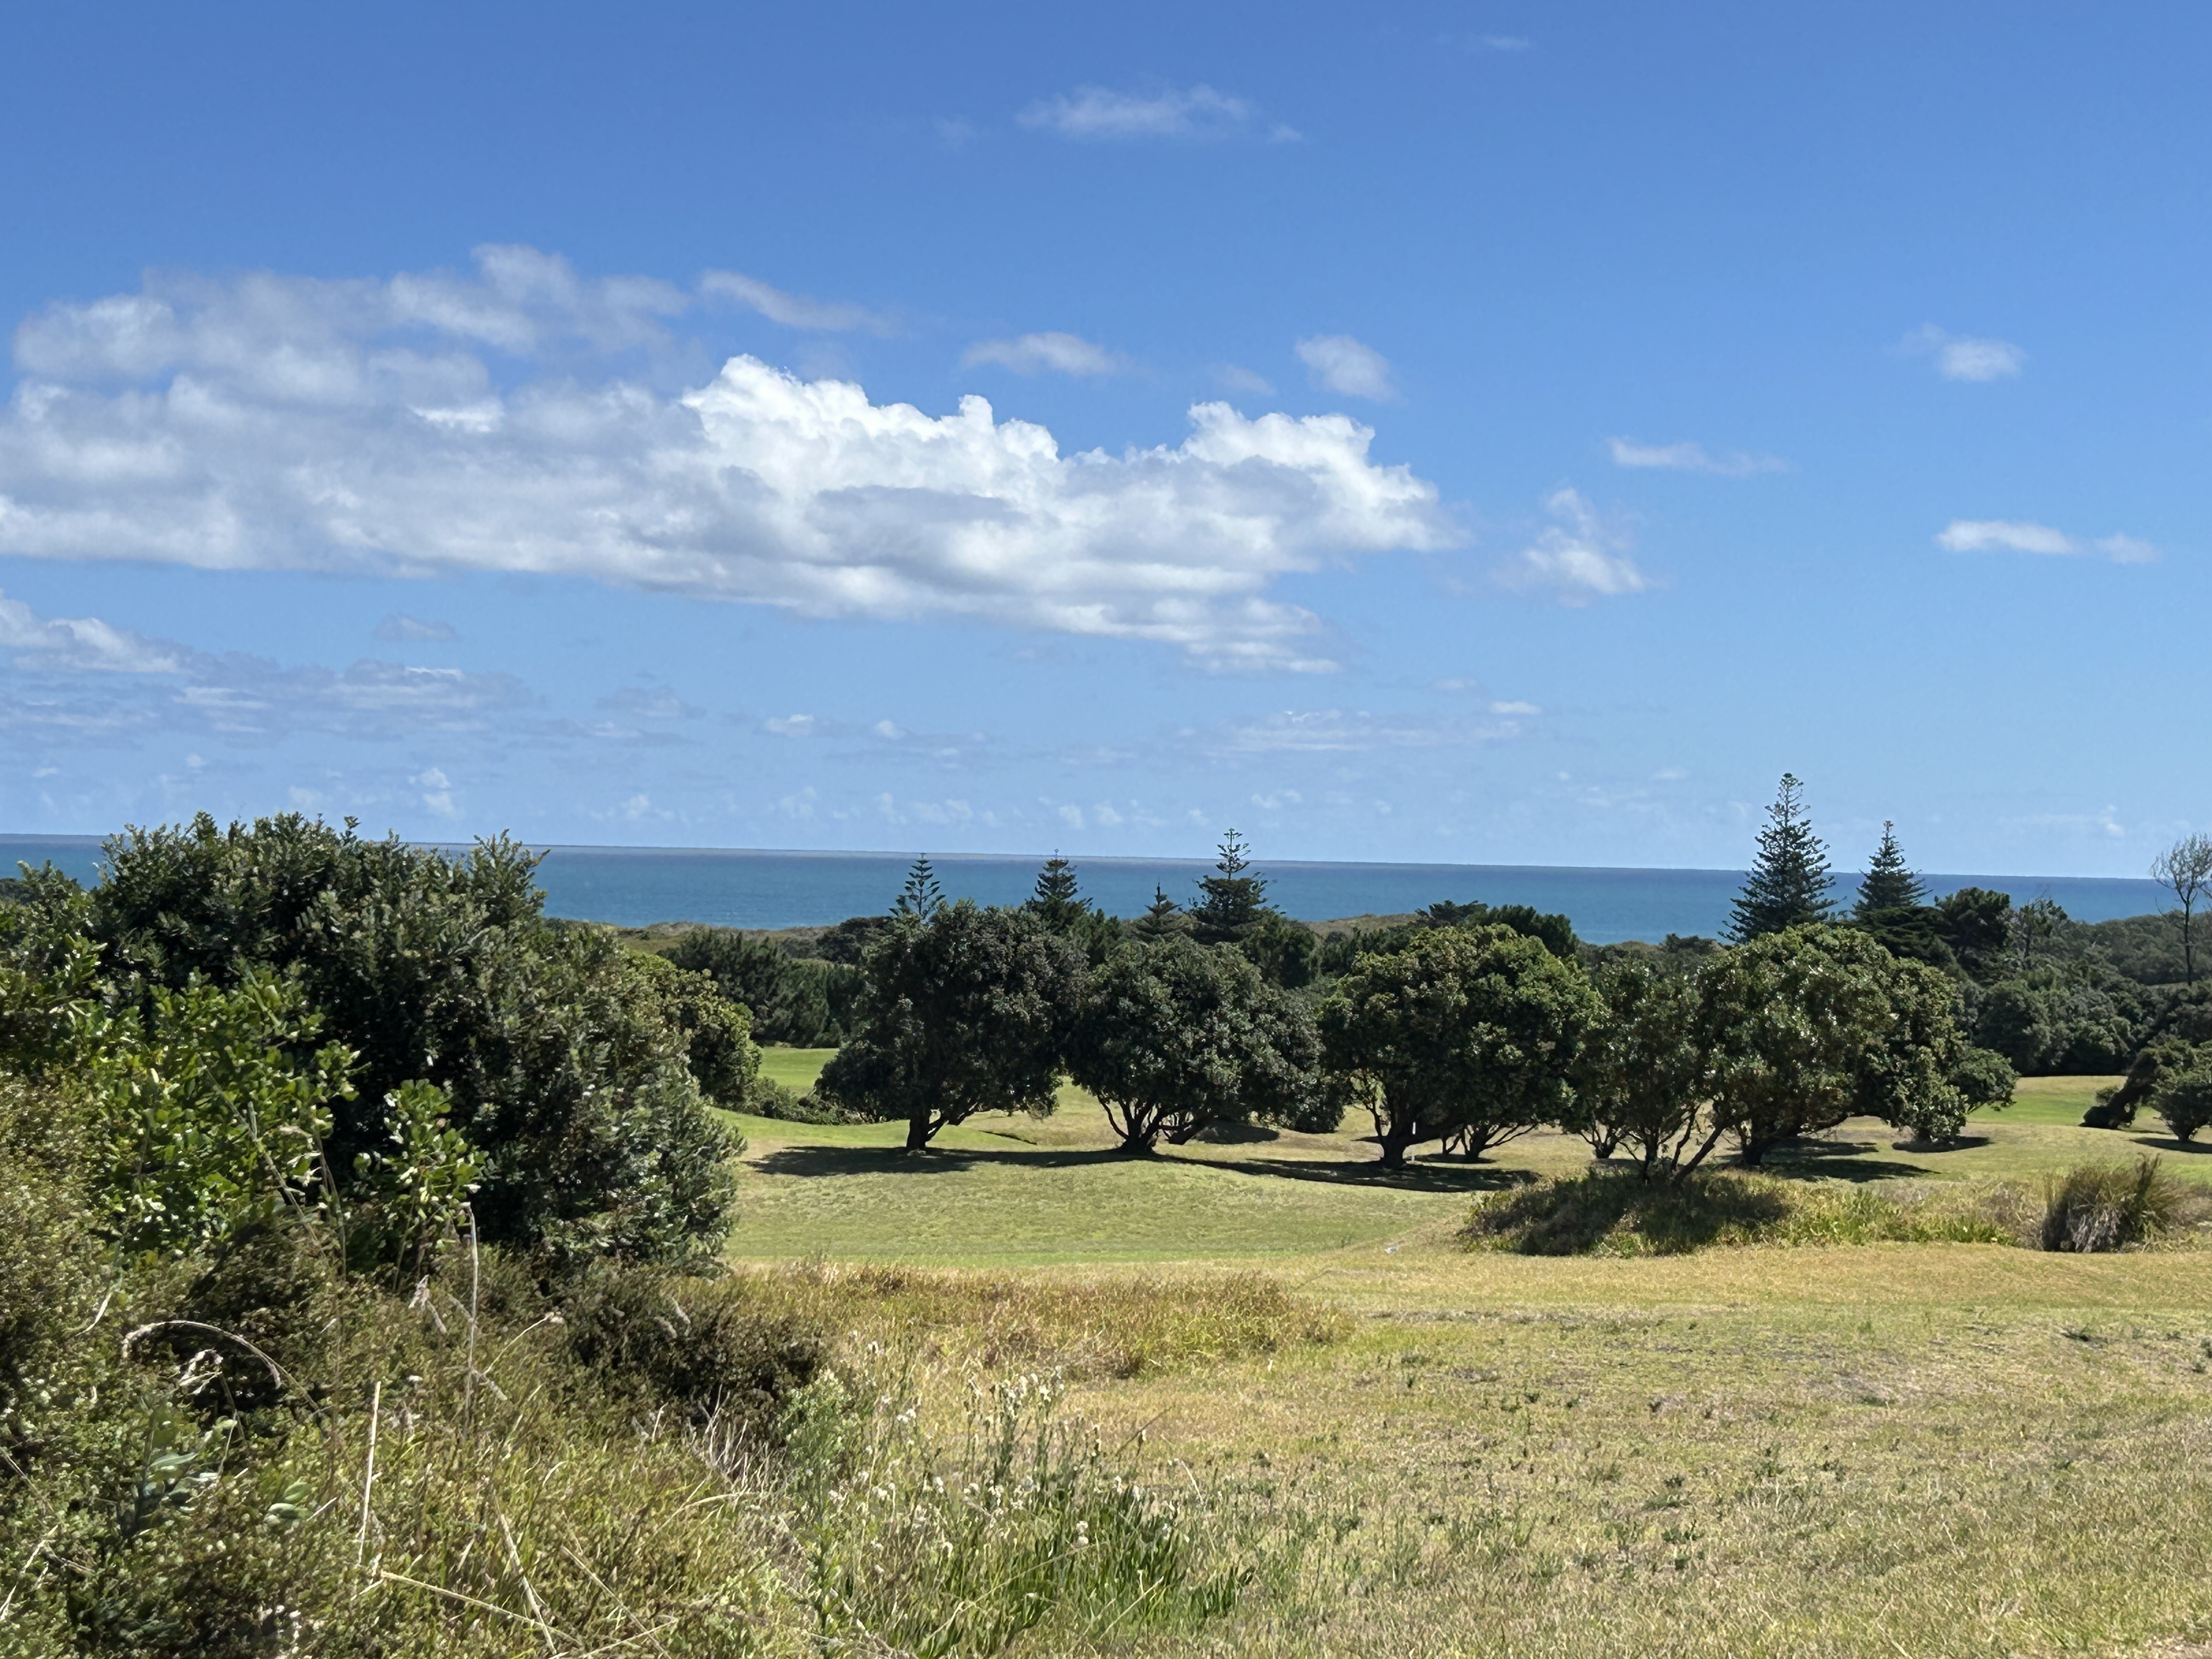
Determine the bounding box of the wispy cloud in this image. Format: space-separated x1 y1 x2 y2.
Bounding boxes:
698 270 895 334
1295 335 1397 402
1899 324 2026 382
1607 437 1787 477
0 249 1458 672
1498 489 1652 603
961 331 1125 376
1936 520 2155 563
1215 364 1275 396
374 613 458 642
1207 706 1533 754
1018 84 1294 142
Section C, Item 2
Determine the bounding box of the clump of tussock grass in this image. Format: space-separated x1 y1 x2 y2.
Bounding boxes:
1462 1167 2030 1256
2040 1155 2211 1252
786 1366 1244 1656
736 1262 1350 1379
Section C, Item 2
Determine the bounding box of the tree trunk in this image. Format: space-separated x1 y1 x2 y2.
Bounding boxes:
1378 1123 1418 1167
905 1113 935 1152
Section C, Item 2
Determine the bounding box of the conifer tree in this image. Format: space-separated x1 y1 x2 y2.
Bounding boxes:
1853 821 1926 917
1192 830 1270 946
1726 774 1836 941
1130 885 1193 941
1026 854 1090 932
893 856 945 923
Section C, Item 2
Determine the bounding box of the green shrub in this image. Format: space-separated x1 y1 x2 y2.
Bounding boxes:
2039 1156 2205 1251
2149 1064 2212 1143
743 1075 856 1124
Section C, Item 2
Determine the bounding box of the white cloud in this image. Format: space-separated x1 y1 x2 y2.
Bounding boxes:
1488 699 1541 715
1899 325 2026 382
1058 803 1085 830
698 270 893 334
764 714 817 737
1607 437 1786 477
375 612 458 642
1936 520 2156 563
1017 84 1288 142
1215 364 1275 396
0 590 180 672
961 332 1124 376
413 766 458 816
1498 489 1652 602
1 252 1453 672
1654 766 1688 781
1295 335 1397 402
1210 708 1528 754
872 719 904 739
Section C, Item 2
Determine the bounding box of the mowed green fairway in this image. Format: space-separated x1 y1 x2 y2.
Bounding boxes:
726 1056 2209 1265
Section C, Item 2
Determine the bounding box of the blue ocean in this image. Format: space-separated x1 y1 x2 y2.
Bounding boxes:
0 836 2169 945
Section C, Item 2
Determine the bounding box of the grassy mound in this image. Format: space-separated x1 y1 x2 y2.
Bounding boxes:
1461 1167 2033 1256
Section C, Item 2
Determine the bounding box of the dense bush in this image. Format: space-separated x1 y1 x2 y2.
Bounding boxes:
14 815 740 1265
664 924 861 1046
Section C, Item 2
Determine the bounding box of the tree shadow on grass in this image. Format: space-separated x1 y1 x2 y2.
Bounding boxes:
1748 1137 1939 1183
1201 1153 1536 1195
752 1143 1142 1179
2126 1132 2212 1155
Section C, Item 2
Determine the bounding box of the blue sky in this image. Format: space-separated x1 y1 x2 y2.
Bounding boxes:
1 2 2205 875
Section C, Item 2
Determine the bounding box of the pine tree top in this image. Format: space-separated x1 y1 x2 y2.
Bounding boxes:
1853 820 1926 916
1727 774 1836 941
1193 829 1269 945
1130 884 1193 941
1026 854 1091 931
894 856 945 923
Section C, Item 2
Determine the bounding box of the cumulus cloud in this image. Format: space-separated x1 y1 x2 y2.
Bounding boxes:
1295 335 1397 402
1607 437 1786 477
0 252 1454 670
0 590 180 672
1936 520 2155 563
1498 489 1652 602
961 331 1124 376
1899 325 2026 382
374 612 458 642
1017 84 1291 142
698 270 894 334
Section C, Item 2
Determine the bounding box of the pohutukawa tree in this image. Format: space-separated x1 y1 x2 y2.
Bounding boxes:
1728 773 1836 941
815 900 1085 1151
1319 925 1601 1168
1064 936 1330 1153
1562 958 1708 1173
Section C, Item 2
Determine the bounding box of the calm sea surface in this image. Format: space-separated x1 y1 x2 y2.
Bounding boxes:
0 836 2169 945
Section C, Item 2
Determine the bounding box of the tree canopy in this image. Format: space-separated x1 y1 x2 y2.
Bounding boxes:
815 900 1085 1150
1319 925 1601 1167
1065 936 1331 1153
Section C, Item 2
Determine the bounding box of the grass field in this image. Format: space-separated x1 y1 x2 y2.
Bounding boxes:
722 1055 2212 1655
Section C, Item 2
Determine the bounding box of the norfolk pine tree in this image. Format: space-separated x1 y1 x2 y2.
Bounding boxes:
1728 774 1837 941
1853 821 1926 915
